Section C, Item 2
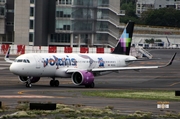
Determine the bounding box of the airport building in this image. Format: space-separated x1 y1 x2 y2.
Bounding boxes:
0 0 125 47
136 0 180 17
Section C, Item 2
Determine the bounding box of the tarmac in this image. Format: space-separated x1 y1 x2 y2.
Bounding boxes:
0 49 180 116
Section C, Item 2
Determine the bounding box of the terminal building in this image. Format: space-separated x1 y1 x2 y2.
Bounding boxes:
0 0 180 49
0 0 125 47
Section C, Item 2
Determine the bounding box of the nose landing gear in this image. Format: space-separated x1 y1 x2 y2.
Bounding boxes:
25 76 32 88
26 83 32 88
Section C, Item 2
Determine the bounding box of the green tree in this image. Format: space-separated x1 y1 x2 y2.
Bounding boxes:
120 2 180 28
120 0 137 5
141 8 180 27
145 38 154 43
120 2 139 23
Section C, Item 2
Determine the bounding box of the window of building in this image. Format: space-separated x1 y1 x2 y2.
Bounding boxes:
7 9 14 13
56 7 71 18
73 0 92 6
177 5 180 10
56 20 71 30
71 8 94 19
97 9 108 19
29 33 34 42
0 0 5 3
74 0 83 5
6 22 14 26
98 0 109 7
30 7 34 16
96 33 108 42
96 21 108 31
50 33 70 43
137 10 140 14
59 0 65 4
72 21 93 31
30 0 34 4
66 0 72 4
0 6 5 15
63 25 70 30
29 20 34 29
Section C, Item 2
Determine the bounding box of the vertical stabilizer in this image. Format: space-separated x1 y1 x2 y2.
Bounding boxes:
112 22 134 55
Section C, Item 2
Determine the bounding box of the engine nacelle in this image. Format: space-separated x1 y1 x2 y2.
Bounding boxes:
72 71 94 85
18 76 40 83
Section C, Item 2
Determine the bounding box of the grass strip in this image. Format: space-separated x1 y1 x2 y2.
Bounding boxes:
1 102 180 119
82 90 180 101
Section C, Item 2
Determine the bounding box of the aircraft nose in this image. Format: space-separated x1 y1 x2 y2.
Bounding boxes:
10 63 18 74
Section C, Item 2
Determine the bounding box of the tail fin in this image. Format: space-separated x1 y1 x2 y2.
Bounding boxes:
112 21 134 55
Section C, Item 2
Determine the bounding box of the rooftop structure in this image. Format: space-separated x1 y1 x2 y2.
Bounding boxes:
136 0 180 17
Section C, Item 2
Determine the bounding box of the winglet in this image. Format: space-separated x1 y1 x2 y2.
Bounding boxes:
159 52 176 68
4 46 14 63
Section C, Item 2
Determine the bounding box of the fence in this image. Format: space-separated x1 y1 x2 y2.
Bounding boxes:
0 44 115 55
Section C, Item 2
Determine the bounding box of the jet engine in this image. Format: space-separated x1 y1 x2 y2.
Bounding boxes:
72 71 94 86
18 76 40 83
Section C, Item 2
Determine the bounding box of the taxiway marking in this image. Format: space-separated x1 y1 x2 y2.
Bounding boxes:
169 82 180 86
0 95 59 98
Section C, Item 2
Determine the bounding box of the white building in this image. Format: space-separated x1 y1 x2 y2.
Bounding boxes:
136 0 180 17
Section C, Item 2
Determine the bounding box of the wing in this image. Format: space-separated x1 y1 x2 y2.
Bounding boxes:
66 53 176 73
0 67 9 70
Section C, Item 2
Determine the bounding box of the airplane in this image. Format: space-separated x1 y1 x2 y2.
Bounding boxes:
4 22 176 88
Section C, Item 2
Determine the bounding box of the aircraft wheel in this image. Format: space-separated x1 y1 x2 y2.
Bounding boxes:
26 83 29 87
90 82 95 88
29 84 32 88
26 83 32 88
50 80 55 87
85 82 95 88
54 80 59 87
85 85 90 88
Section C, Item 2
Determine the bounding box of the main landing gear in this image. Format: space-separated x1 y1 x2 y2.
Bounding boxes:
85 82 95 88
50 77 59 87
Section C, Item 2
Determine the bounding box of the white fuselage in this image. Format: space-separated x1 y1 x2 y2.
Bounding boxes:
9 53 136 77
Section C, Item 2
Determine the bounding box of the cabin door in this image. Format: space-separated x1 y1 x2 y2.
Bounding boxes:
33 55 42 69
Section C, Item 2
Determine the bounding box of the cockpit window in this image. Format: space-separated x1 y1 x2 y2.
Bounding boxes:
23 59 27 63
27 60 30 63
